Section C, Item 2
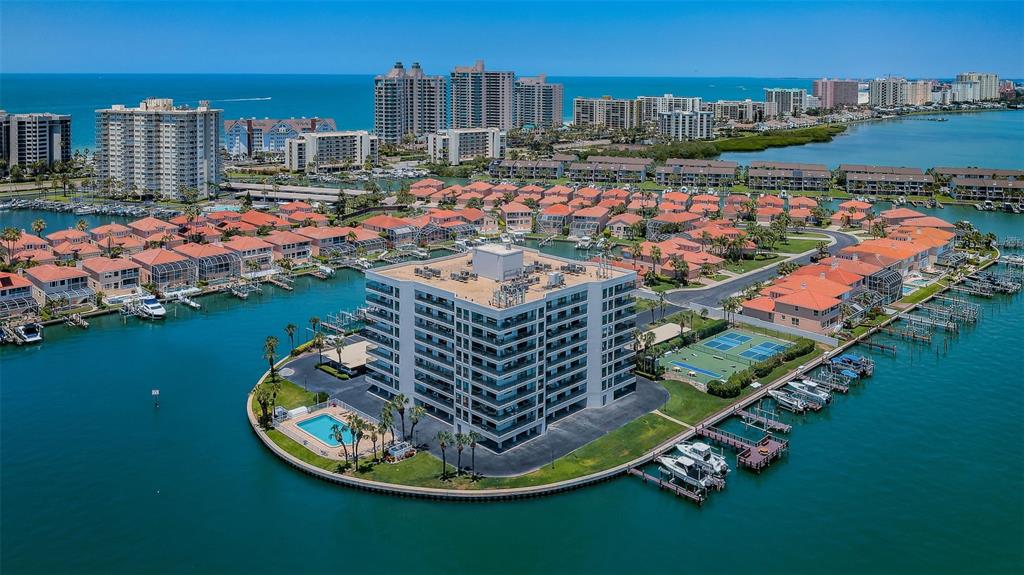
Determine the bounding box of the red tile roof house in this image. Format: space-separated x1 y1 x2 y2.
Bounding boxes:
205 210 244 225
264 230 314 263
222 236 275 275
215 221 259 237
464 181 495 195
539 204 572 234
566 197 591 211
788 207 814 224
12 248 57 266
455 191 485 208
412 186 440 203
500 202 534 233
770 289 843 334
482 192 505 210
879 207 926 226
756 194 784 208
837 200 872 214
756 206 785 225
3 232 50 260
602 188 631 201
45 228 90 246
89 223 133 243
0 272 36 318
51 240 102 262
658 201 688 214
458 208 498 235
574 187 602 206
25 264 95 307
544 185 574 199
132 248 199 292
102 235 147 256
626 198 657 215
518 184 545 195
646 211 702 239
830 210 868 228
296 226 380 256
240 210 293 231
410 178 444 193
597 198 625 211
513 193 543 205
279 201 313 214
361 215 417 247
788 196 818 209
140 231 187 248
81 257 142 296
129 215 179 238
661 191 690 205
491 183 520 196
173 243 242 284
286 211 330 227
607 213 644 239
570 206 610 238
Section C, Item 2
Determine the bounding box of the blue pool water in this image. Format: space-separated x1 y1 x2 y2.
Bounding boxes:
296 414 352 446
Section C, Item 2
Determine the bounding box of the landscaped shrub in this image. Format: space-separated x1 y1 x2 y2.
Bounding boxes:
693 319 729 340
708 378 742 398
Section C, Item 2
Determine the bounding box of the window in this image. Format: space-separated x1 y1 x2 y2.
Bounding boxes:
791 317 799 326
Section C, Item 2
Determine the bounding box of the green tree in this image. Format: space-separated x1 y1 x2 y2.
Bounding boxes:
2 227 22 264
436 430 454 480
31 218 47 237
378 404 395 448
311 332 326 365
263 335 279 379
454 433 469 475
284 323 297 353
392 393 409 440
253 377 282 426
346 413 366 469
409 405 426 445
468 431 481 477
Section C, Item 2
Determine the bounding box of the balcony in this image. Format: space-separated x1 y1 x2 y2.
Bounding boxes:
470 354 537 378
415 293 454 311
471 385 539 409
547 320 586 340
546 386 586 410
366 293 396 310
414 319 454 340
415 373 455 397
414 333 453 354
547 346 586 370
547 369 586 392
365 306 397 326
546 333 586 355
414 358 454 381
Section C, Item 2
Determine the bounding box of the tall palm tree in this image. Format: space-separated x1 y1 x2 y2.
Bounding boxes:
657 292 666 320
331 424 350 463
347 414 366 469
309 316 320 336
263 335 279 380
454 433 468 475
2 227 21 264
649 246 662 275
392 393 409 440
436 430 453 480
284 323 297 353
311 332 326 365
368 426 380 463
409 405 426 445
31 218 47 238
378 404 395 447
75 219 88 232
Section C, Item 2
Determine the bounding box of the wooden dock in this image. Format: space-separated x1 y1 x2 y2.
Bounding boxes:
266 277 294 291
696 427 788 472
735 409 792 433
860 340 897 355
627 468 706 505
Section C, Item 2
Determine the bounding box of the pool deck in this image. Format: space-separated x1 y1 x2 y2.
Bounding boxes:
276 405 393 461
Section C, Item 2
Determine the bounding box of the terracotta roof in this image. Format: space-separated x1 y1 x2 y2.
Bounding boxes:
26 263 89 282
756 195 784 206
362 215 413 230
51 241 101 256
173 243 233 259
294 226 351 240
899 216 955 229
241 210 291 228
129 217 175 233
518 184 545 194
0 272 32 289
788 196 818 208
264 230 313 245
775 289 841 312
280 201 313 212
742 296 776 313
222 237 273 251
46 229 89 242
880 207 926 220
492 183 520 193
818 256 882 277
206 210 242 221
574 206 609 218
286 211 329 223
661 191 690 203
774 275 853 299
654 211 701 224
13 248 55 263
464 181 494 193
90 223 132 236
460 208 489 222
598 198 625 209
82 256 140 273
838 200 872 210
411 178 444 188
575 187 601 199
132 248 189 267
608 213 643 225
542 204 572 216
501 202 532 214
545 185 573 196
789 208 813 218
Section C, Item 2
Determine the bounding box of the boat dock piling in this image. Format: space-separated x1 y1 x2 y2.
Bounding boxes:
627 468 707 505
266 276 295 291
696 426 788 472
736 407 792 434
860 340 897 354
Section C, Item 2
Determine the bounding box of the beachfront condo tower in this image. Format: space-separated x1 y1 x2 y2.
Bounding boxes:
763 88 807 117
513 75 564 129
374 62 447 145
363 245 637 452
450 60 515 131
95 98 221 199
0 112 72 169
283 131 379 172
572 96 640 130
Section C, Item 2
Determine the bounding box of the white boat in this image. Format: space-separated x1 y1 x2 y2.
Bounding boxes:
176 294 201 309
138 296 167 319
768 389 808 413
674 441 730 477
787 379 830 404
656 455 717 490
13 322 44 344
575 236 593 249
500 233 512 244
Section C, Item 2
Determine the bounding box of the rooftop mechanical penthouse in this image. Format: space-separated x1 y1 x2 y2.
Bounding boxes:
364 245 638 452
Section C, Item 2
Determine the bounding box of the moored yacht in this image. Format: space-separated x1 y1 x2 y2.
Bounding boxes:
674 441 730 477
768 389 808 413
657 455 718 490
139 296 167 319
787 379 831 404
13 322 44 344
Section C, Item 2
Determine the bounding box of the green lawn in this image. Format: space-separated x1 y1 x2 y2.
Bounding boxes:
477 414 684 489
354 451 456 488
266 429 347 472
775 238 827 254
901 279 948 305
250 376 318 419
724 255 780 274
658 379 733 424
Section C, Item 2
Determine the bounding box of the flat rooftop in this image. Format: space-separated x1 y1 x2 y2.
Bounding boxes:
372 247 633 309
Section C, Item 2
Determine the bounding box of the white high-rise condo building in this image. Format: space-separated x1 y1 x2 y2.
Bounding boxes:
951 81 981 103
513 75 564 129
657 110 714 141
711 100 777 122
868 78 909 107
284 131 379 172
906 80 933 105
364 245 637 452
636 94 703 124
956 72 999 101
374 62 446 145
573 97 640 130
764 88 807 116
0 111 71 169
96 98 221 199
450 60 515 130
426 128 506 166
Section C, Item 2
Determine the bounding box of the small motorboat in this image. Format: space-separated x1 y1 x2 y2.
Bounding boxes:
787 379 831 405
768 389 807 413
674 441 730 477
138 296 167 319
657 455 718 490
13 322 44 344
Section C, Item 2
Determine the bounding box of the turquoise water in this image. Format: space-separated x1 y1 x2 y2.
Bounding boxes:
296 414 353 446
2 210 1023 572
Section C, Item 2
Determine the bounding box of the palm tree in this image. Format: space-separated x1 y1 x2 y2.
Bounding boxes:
346 414 366 469
649 246 662 275
331 424 350 463
392 393 409 440
454 433 469 475
253 376 282 425
468 431 481 478
284 323 297 353
436 430 454 480
368 426 380 462
309 316 320 335
2 227 21 264
378 404 395 447
657 291 666 320
311 332 326 365
31 218 47 238
409 405 426 445
75 219 88 232
667 254 685 282
263 335 279 380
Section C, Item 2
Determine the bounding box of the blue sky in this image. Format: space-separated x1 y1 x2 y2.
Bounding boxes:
2 0 1022 77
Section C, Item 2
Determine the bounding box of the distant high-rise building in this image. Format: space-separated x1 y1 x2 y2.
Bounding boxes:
906 80 934 106
572 97 639 130
223 118 337 158
955 72 999 101
951 81 981 103
811 79 859 109
284 131 379 172
426 128 506 165
636 94 702 124
657 110 713 141
513 75 563 129
374 62 446 145
0 111 71 169
450 60 514 130
96 98 221 198
711 100 777 122
764 88 807 116
868 78 908 107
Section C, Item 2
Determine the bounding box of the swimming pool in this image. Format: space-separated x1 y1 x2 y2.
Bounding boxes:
296 414 353 446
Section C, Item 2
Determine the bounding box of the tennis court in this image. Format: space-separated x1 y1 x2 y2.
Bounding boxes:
660 328 792 385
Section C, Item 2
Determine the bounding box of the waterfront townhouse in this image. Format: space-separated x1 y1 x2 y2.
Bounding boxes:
501 202 533 233
645 211 702 239
606 213 643 239
222 237 274 274
662 191 690 205
788 196 818 209
654 159 738 188
284 131 379 172
363 245 637 452
879 207 926 226
845 172 934 196
0 272 36 318
263 230 314 263
488 159 563 180
539 204 572 234
932 167 1024 182
747 162 830 192
567 161 646 183
81 257 142 296
427 128 506 166
205 210 242 226
889 226 955 261
743 288 842 334
0 112 71 169
128 216 177 239
45 229 89 246
899 216 956 231
297 226 368 256
132 248 198 292
285 211 329 228
570 206 610 238
3 232 49 261
100 235 146 256
11 248 54 266
89 223 132 243
173 243 241 284
948 178 1024 202
223 117 337 158
361 215 417 247
840 240 930 274
459 208 499 235
25 264 94 307
96 98 221 199
51 240 101 262
239 210 292 232
756 206 784 225
756 194 784 209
